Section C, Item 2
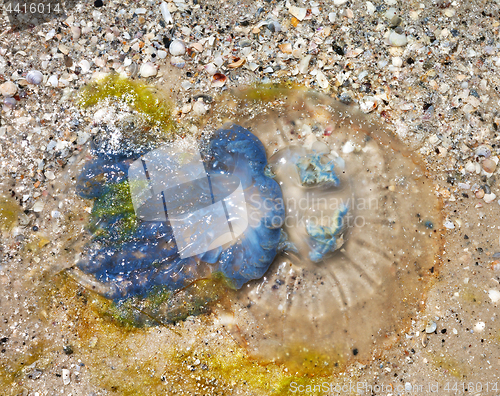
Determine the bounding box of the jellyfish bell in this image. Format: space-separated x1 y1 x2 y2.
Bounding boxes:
71 120 285 322
203 86 443 368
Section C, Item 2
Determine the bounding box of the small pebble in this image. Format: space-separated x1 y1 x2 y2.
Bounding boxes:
489 289 500 303
204 63 217 75
192 100 207 116
169 39 186 56
71 26 81 40
444 220 455 229
474 322 485 332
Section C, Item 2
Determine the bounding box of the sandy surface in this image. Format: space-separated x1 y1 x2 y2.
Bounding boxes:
1 0 500 395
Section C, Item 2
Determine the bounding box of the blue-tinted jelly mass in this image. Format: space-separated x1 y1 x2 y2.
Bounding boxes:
76 125 285 301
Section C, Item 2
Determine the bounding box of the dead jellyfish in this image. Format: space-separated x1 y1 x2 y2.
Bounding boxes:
70 79 441 370
200 86 443 367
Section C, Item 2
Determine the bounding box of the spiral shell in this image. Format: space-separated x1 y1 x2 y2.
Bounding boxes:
26 70 43 85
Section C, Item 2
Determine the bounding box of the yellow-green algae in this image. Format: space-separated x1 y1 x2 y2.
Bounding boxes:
0 195 20 231
88 180 138 243
430 353 467 379
77 73 177 135
21 274 349 396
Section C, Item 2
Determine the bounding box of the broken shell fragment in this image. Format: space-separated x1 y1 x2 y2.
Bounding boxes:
211 73 226 87
227 58 246 68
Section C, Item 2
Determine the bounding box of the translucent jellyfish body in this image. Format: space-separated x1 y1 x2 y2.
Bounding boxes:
74 124 284 312
202 87 443 366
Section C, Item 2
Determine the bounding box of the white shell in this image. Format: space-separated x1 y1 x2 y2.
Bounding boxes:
139 62 157 78
192 100 207 116
26 70 43 85
47 75 58 87
160 1 173 24
0 81 17 96
3 97 16 108
170 56 185 68
169 39 186 56
78 59 91 74
204 63 217 75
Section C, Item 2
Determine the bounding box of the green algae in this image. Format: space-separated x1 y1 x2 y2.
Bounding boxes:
103 279 228 327
236 82 305 103
430 354 467 379
0 196 20 231
88 180 138 244
77 74 177 135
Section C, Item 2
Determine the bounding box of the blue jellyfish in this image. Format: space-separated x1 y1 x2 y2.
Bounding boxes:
76 124 285 302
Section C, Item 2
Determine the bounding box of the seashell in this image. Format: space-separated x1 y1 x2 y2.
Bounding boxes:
279 43 292 54
482 158 496 173
227 58 245 68
360 96 378 113
190 42 204 53
475 145 491 158
204 63 217 75
26 70 43 85
3 97 17 108
126 62 139 78
169 39 186 56
139 62 157 78
288 5 307 21
316 70 329 89
211 73 226 88
160 1 173 24
425 321 437 333
47 75 58 87
0 81 17 96
78 59 91 74
170 56 185 68
192 100 208 116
